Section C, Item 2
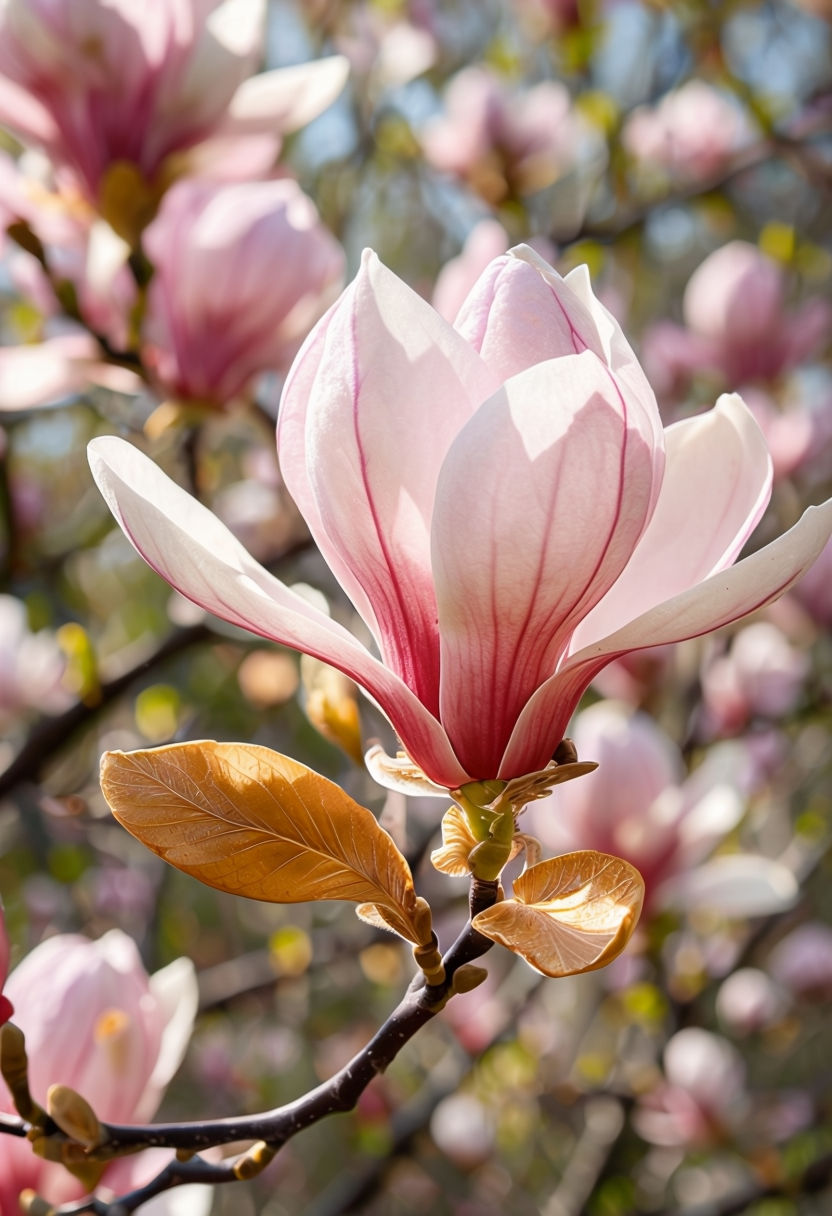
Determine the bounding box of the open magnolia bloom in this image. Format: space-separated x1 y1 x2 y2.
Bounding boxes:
88 246 832 797
0 0 348 231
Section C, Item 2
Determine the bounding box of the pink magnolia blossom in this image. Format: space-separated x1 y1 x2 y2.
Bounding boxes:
88 246 832 793
0 929 199 1213
635 1028 750 1148
793 535 832 627
769 923 832 1002
0 0 347 207
641 242 831 397
421 67 589 202
141 177 345 409
623 81 755 181
0 595 73 728
683 242 831 383
525 701 796 916
699 621 809 737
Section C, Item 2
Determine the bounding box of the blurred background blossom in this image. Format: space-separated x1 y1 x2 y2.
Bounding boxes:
0 0 831 1213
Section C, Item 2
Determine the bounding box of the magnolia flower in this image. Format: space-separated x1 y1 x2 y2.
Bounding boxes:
88 246 832 794
421 67 590 202
0 929 200 1213
524 701 797 917
0 595 73 729
644 242 831 396
0 0 347 214
141 177 345 409
622 81 755 181
699 621 809 737
634 1028 750 1148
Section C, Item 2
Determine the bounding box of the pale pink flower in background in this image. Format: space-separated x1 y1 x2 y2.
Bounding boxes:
589 643 674 705
0 154 141 410
525 701 797 916
635 1028 750 1148
715 967 786 1035
141 177 345 409
421 67 588 202
88 245 832 793
769 923 832 1001
623 81 755 181
0 595 73 728
0 0 348 209
335 6 436 92
699 621 809 738
793 535 832 627
682 241 831 384
0 929 201 1214
640 243 831 400
742 386 832 484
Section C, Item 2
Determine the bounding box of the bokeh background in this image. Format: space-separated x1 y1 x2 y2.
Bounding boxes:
1 1 832 1213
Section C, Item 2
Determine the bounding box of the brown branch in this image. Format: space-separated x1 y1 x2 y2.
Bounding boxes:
4 882 501 1214
0 621 211 802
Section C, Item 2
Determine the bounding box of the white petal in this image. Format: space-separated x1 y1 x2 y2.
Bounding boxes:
669 855 798 916
225 57 349 135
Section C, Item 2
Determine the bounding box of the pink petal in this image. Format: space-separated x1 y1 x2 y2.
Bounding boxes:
0 75 58 146
137 957 199 1121
499 496 832 778
571 394 772 652
455 249 662 459
223 57 349 136
432 352 657 778
278 249 498 713
0 334 97 410
87 437 468 789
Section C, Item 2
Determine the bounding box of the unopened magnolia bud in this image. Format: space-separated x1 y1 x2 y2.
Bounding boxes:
412 896 434 946
413 934 445 987
0 1023 38 1122
233 1140 276 1180
553 738 578 765
19 1191 56 1216
451 965 488 994
47 1084 104 1148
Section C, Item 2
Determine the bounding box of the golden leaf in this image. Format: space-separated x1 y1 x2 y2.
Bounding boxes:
430 805 477 876
100 742 423 940
472 851 644 978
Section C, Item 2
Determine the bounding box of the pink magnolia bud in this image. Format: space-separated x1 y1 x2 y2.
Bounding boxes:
142 177 345 409
683 242 831 383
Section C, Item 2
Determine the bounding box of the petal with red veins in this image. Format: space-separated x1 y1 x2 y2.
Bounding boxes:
571 393 772 652
87 436 469 789
499 497 832 778
432 352 657 777
279 249 498 713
